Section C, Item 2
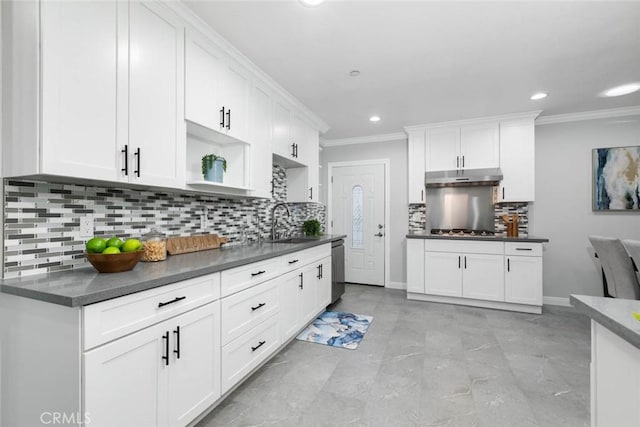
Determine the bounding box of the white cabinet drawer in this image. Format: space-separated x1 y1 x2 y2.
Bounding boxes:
221 280 280 345
83 273 220 350
505 242 542 257
221 257 282 297
281 244 331 273
221 313 281 394
425 239 504 255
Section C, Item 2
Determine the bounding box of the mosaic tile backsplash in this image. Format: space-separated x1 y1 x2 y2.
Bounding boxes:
408 202 529 236
3 165 325 278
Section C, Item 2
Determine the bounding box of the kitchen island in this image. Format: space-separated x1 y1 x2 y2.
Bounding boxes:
571 295 640 427
0 235 344 427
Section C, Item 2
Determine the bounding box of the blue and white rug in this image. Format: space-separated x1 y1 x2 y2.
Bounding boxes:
296 311 374 350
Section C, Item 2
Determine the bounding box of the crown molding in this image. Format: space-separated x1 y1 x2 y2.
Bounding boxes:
321 132 407 148
535 106 640 125
166 1 330 133
403 110 542 132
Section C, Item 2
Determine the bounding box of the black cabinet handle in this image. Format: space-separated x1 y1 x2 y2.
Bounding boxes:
317 264 321 279
162 331 169 366
220 107 225 128
121 145 128 176
288 259 299 265
173 326 180 359
226 109 231 130
457 156 460 169
320 264 323 279
515 248 533 251
251 270 266 277
251 302 266 311
158 296 186 308
251 340 266 352
294 143 298 158
421 189 424 201
458 256 461 269
133 147 141 177
309 187 313 200
462 155 465 168
502 187 505 199
464 256 467 269
299 272 304 289
507 258 510 272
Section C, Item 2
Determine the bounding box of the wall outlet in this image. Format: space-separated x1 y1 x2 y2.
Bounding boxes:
80 215 94 238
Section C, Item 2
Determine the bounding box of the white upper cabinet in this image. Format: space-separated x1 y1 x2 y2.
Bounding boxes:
499 119 536 202
425 123 498 172
128 1 185 188
3 0 184 189
426 127 460 172
185 32 224 131
249 82 274 198
220 61 250 142
459 122 499 170
272 100 295 160
39 0 120 181
408 130 426 203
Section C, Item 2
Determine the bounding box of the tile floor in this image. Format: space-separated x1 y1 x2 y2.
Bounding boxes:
198 284 590 426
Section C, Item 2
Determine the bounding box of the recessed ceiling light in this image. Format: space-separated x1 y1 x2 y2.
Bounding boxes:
369 116 381 122
530 92 547 100
299 0 325 7
349 70 360 77
601 83 640 97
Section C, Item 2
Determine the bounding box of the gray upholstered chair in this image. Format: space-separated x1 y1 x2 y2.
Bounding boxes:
588 236 640 300
622 239 640 274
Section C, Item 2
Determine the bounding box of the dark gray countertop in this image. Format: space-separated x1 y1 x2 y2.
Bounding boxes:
406 231 549 243
0 235 345 307
571 294 640 351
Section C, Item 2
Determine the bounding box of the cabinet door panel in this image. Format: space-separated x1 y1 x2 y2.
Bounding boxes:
84 322 167 427
407 239 425 293
40 0 119 181
280 272 301 340
249 83 273 198
408 130 426 203
315 257 332 311
272 100 293 158
499 120 535 202
129 2 184 187
426 127 460 172
505 256 542 305
185 33 223 131
168 303 220 427
221 62 250 142
425 251 462 296
299 265 318 326
462 253 505 301
460 123 499 170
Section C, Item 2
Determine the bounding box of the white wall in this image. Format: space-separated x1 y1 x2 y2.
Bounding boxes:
321 138 408 286
531 115 640 299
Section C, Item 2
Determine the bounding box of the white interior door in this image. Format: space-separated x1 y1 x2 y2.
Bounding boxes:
332 164 386 286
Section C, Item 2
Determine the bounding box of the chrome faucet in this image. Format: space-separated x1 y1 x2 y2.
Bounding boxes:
271 202 291 240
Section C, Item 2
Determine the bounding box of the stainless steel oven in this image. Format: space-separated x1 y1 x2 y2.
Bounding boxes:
331 239 345 304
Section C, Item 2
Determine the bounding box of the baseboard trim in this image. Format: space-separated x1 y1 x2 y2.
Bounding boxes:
386 281 407 290
543 296 572 307
406 292 542 314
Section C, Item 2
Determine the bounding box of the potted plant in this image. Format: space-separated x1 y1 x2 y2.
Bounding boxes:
201 154 227 183
303 219 323 237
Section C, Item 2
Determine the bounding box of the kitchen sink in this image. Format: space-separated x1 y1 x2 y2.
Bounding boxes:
267 237 316 244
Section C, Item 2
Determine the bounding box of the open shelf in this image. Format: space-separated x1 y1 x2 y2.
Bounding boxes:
186 180 254 192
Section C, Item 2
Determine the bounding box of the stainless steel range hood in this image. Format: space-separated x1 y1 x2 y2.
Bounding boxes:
425 168 503 188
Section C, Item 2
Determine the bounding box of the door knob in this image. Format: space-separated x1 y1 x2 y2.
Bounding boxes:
374 232 384 237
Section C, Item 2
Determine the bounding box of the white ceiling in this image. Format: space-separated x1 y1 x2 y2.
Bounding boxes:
184 1 640 140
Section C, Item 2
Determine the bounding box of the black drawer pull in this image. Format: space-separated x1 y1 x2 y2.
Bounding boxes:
173 326 180 359
299 272 304 289
515 248 533 251
220 107 225 128
162 331 170 366
507 258 510 272
158 296 186 308
288 259 299 265
251 340 266 352
251 270 266 277
251 302 266 311
121 145 128 175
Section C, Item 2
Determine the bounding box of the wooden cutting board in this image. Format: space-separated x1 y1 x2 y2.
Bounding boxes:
166 234 228 255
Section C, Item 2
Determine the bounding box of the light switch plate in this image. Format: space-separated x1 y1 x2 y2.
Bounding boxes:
80 215 94 238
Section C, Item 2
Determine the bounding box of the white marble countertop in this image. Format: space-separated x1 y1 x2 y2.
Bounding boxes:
571 294 640 350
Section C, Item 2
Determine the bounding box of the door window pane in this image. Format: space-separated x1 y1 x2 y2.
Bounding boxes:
352 185 364 249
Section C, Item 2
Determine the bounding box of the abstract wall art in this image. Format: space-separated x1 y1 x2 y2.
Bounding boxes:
593 146 640 211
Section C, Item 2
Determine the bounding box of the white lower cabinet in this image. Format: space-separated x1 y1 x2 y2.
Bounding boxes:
408 238 543 313
315 256 332 312
84 302 221 427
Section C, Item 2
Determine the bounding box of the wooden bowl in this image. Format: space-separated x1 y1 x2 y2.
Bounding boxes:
85 251 144 273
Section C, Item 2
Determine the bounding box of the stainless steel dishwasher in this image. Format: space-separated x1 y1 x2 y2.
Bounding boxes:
331 238 345 304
